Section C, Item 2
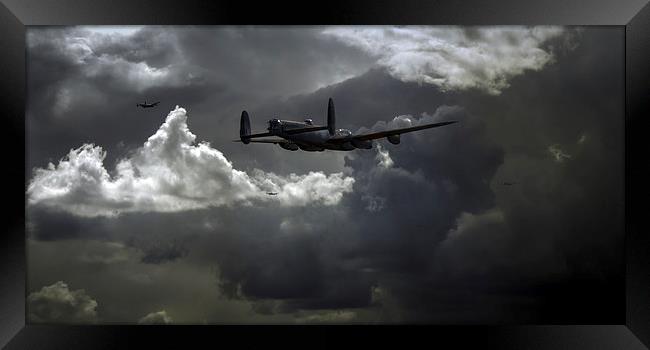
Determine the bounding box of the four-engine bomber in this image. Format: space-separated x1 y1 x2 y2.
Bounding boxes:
236 98 458 152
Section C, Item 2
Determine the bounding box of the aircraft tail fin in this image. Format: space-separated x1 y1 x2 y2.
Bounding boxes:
240 111 251 144
327 98 336 135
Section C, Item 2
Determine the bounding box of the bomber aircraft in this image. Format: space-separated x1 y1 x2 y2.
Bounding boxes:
236 98 458 151
136 101 160 108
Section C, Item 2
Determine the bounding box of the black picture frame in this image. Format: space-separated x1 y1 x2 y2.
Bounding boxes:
1 0 649 348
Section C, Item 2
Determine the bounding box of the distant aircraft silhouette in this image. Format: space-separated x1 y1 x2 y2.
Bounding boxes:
266 192 278 196
502 181 518 186
136 101 160 108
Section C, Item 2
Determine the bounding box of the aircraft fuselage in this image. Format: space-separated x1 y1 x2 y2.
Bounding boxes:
270 119 364 151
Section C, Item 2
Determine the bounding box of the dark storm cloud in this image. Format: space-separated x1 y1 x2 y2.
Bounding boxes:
26 26 624 324
152 102 504 316
377 27 625 322
206 27 622 322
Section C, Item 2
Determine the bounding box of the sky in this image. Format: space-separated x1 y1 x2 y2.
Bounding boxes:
25 26 624 324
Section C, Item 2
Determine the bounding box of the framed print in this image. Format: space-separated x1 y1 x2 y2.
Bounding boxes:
1 0 649 348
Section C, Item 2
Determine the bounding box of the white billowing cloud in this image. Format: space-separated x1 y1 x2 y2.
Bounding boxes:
138 310 173 324
548 144 572 162
28 281 98 323
323 26 565 95
27 106 355 217
250 170 355 207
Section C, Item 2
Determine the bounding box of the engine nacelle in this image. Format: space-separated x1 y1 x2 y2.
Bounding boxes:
351 139 372 149
280 143 299 151
387 134 401 145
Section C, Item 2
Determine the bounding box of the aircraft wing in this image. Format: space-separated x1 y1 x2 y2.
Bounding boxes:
242 132 274 139
334 121 458 142
242 126 327 140
283 126 328 135
233 138 286 144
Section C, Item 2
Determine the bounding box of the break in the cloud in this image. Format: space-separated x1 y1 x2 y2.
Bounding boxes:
323 26 565 95
138 310 173 324
28 281 98 323
27 106 355 217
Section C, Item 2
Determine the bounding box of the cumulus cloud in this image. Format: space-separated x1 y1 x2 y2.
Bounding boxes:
28 281 98 323
27 106 355 217
323 26 565 95
138 310 173 324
